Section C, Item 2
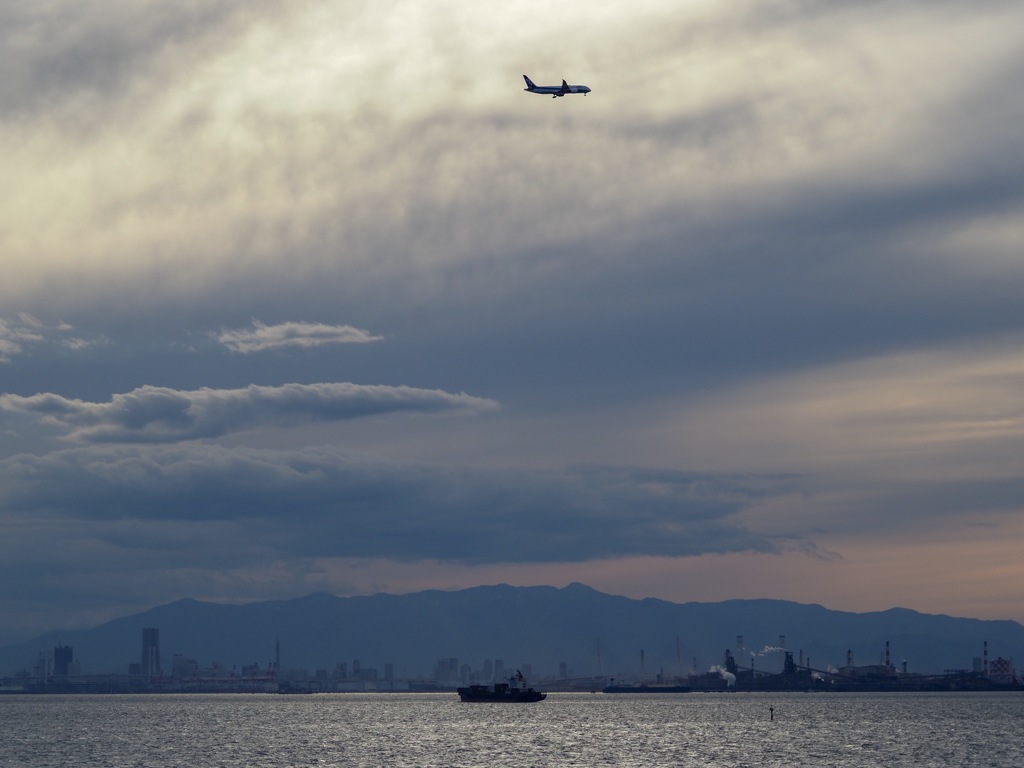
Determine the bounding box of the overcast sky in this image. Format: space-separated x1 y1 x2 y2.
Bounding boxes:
2 0 1023 645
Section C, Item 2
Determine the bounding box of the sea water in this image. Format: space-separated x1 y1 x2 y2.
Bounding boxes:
2 691 1021 767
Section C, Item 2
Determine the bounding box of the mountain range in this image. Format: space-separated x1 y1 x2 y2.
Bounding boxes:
3 583 1022 678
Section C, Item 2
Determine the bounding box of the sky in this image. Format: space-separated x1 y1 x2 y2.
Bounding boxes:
2 0 1023 645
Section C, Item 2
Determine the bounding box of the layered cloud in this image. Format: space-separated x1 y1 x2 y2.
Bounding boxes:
0 382 498 443
0 443 808 639
0 444 800 563
2 0 1024 642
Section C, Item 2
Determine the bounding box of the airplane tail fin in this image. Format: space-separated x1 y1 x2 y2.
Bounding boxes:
523 75 536 90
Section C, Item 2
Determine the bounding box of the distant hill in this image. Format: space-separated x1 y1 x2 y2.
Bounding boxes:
3 583 1022 678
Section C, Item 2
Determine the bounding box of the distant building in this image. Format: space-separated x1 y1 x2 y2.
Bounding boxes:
989 657 1016 684
33 653 50 680
171 654 198 680
142 628 161 678
435 657 458 683
241 663 265 678
53 645 73 677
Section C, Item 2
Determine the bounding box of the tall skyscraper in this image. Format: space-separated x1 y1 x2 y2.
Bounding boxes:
142 627 161 678
54 645 73 677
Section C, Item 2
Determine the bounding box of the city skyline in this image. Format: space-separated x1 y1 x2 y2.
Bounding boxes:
2 0 1024 645
5 583 1022 688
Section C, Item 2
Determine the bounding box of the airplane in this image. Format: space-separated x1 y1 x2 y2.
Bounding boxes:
523 75 591 98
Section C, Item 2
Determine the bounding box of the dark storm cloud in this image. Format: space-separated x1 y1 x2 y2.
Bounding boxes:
0 382 498 443
0 444 801 563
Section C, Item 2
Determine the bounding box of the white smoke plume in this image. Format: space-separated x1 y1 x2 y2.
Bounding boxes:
709 665 736 687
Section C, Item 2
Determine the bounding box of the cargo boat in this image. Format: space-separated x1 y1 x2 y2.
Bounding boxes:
457 681 546 702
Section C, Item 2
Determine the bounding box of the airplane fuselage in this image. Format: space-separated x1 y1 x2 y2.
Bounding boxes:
523 75 591 98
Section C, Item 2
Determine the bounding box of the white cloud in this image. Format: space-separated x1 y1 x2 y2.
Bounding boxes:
0 314 98 362
0 382 499 443
0 315 43 362
214 320 383 353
